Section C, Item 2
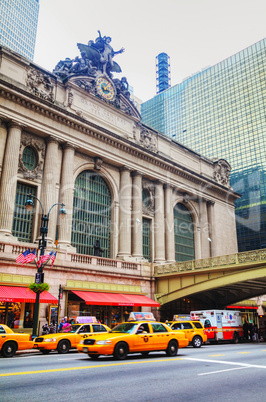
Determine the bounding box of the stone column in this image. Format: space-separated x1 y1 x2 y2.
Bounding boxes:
57 143 75 249
131 171 142 258
41 137 59 244
207 201 215 257
117 166 132 258
0 122 22 238
154 181 165 263
164 184 175 262
199 198 209 258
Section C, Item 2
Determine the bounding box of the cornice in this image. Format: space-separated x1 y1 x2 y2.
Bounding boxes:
0 81 239 199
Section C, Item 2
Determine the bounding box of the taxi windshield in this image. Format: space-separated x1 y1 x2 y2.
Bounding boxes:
59 324 81 333
110 323 138 334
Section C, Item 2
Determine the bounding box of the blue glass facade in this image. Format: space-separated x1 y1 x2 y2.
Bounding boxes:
156 52 171 94
142 39 266 252
0 0 39 61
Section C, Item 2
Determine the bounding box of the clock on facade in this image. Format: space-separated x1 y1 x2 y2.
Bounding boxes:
95 77 116 101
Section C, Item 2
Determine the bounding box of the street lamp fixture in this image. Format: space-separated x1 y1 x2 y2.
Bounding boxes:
25 194 66 337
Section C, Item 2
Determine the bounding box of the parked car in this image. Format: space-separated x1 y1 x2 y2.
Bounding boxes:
33 323 110 354
167 320 207 348
0 324 33 357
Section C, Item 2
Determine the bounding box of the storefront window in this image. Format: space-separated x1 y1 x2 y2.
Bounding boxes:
0 302 21 328
23 303 34 328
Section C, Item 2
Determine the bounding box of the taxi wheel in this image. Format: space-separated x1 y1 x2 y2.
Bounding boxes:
166 340 178 356
192 336 202 348
232 333 239 344
57 340 70 354
1 341 17 358
113 342 128 360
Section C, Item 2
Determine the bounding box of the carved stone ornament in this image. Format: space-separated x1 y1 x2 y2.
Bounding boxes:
142 181 155 216
213 159 231 187
139 127 157 152
26 68 54 103
18 133 45 180
94 157 103 171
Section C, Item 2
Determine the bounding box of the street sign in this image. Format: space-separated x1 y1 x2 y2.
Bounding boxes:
35 273 41 284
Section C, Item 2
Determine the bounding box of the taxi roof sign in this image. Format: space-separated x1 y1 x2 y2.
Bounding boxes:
128 312 155 321
76 316 97 323
172 314 192 321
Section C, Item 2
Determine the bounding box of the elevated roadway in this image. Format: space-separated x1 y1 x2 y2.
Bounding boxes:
155 249 266 308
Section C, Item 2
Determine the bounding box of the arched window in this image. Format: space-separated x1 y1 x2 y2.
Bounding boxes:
71 171 111 257
174 203 195 262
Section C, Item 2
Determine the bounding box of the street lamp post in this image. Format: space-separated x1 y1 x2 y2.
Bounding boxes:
25 194 66 337
136 218 142 261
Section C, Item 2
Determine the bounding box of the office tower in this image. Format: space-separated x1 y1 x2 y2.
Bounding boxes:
156 53 171 94
141 39 266 252
0 0 39 61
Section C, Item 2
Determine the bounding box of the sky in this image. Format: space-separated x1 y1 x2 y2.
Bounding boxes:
34 0 266 102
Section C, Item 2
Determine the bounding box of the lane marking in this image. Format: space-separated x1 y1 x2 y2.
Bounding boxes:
0 358 182 377
183 357 266 369
198 366 249 376
238 352 251 354
208 354 224 357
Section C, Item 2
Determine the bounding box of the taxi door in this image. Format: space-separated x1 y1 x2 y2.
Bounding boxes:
181 322 195 342
75 324 92 346
132 323 154 352
150 323 171 349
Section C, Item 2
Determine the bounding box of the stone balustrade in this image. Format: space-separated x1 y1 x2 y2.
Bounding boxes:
155 248 266 276
0 240 140 274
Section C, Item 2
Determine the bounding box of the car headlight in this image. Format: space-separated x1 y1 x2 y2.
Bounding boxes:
79 340 84 345
96 340 112 345
44 338 56 342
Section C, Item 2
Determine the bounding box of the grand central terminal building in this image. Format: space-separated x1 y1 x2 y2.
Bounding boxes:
0 40 239 332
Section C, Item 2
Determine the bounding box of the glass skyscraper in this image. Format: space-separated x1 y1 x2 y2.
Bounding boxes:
141 38 266 252
0 0 39 61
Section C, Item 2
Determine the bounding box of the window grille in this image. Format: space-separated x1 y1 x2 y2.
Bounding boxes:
12 183 36 242
71 171 111 257
174 203 195 262
22 146 37 171
142 218 151 261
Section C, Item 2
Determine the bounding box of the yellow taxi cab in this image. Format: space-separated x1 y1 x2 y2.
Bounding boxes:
33 320 110 354
77 312 189 360
0 324 33 357
167 315 207 348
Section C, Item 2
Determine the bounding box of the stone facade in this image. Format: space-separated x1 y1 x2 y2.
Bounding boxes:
0 47 239 330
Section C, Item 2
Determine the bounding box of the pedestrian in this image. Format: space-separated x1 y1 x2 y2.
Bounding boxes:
42 323 50 335
243 321 249 341
248 322 254 341
58 318 65 331
254 324 259 342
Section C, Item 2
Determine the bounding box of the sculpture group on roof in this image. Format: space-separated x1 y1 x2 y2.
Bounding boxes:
53 31 126 85
52 31 140 118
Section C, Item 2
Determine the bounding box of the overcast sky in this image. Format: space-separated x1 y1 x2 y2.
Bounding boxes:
34 0 266 102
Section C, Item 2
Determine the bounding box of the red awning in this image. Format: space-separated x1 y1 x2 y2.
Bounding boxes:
0 286 57 303
71 290 160 307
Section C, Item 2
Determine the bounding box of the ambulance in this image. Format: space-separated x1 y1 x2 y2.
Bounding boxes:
190 309 243 343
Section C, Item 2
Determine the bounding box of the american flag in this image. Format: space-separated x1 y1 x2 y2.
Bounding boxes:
50 251 57 268
16 249 30 264
37 251 54 267
24 249 37 265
